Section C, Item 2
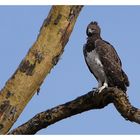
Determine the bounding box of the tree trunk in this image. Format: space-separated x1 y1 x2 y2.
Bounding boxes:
0 5 83 134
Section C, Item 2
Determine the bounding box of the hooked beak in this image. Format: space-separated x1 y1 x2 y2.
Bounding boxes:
88 28 95 34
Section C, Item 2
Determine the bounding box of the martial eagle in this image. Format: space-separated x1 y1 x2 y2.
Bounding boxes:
83 21 129 93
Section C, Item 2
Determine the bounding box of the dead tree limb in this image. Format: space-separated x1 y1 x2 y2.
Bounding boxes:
0 5 83 134
8 87 140 135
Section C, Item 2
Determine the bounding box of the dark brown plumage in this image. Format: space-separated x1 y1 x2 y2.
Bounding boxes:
83 21 129 92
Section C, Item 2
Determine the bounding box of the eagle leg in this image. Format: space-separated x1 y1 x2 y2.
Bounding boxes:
98 82 108 93
92 81 108 94
92 81 104 93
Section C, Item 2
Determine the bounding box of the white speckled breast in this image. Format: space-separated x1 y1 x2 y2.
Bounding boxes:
85 49 106 83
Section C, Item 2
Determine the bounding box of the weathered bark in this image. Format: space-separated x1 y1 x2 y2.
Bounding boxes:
0 5 83 134
8 87 140 135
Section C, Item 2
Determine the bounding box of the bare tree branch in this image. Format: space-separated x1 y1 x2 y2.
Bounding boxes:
8 87 140 135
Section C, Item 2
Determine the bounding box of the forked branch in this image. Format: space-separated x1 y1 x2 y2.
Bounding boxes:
8 87 140 134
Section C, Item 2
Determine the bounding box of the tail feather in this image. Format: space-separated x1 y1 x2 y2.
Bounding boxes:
117 70 129 93
122 70 129 87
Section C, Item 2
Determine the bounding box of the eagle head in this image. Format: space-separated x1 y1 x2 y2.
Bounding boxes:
86 21 101 37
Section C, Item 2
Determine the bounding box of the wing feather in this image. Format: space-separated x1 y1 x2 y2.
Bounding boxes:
95 39 129 91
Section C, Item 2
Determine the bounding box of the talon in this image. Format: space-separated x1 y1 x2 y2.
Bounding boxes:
92 87 99 92
98 87 108 93
95 89 99 93
92 87 97 91
92 87 99 95
98 83 108 93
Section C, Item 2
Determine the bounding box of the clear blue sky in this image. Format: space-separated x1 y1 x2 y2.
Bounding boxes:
0 6 140 134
